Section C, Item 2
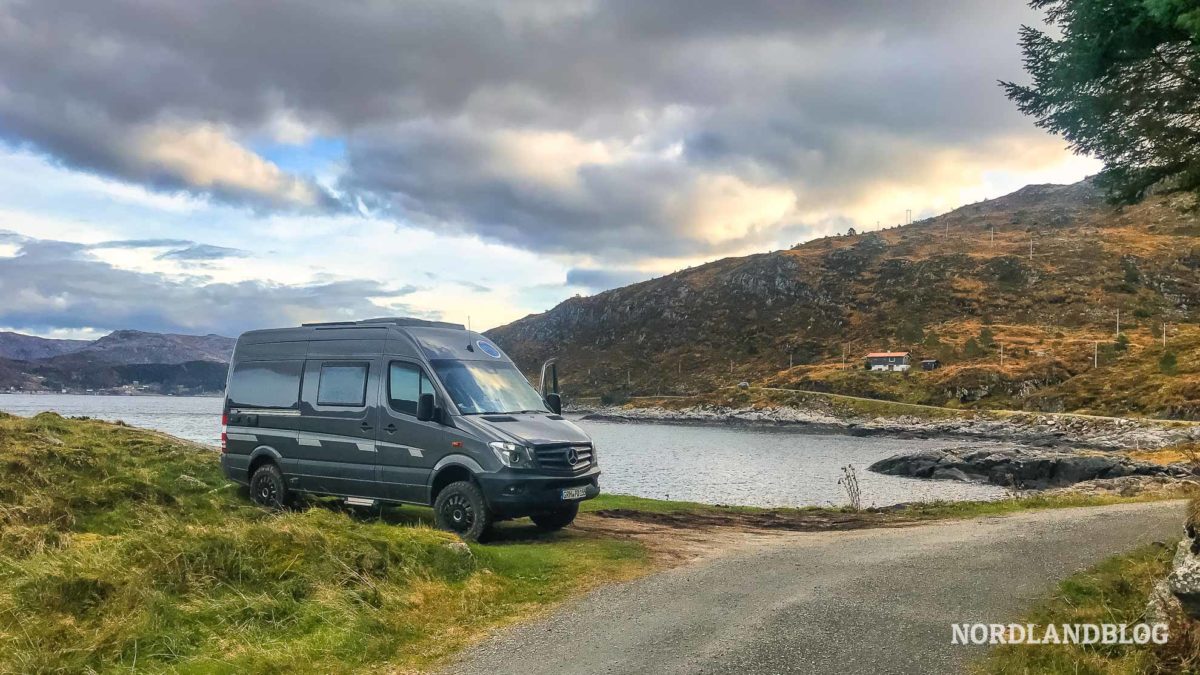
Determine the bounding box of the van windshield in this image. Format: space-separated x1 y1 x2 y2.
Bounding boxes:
431 359 549 415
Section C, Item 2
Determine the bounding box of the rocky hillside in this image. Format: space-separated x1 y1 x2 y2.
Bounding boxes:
0 331 89 360
0 330 234 394
488 180 1200 418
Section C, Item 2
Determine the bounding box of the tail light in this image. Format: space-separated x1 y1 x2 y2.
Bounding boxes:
220 412 228 453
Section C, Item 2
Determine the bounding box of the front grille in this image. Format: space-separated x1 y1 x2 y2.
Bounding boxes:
533 443 593 473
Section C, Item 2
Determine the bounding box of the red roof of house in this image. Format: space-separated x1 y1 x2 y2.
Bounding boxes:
865 351 910 358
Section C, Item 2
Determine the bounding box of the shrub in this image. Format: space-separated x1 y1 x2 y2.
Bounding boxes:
1160 351 1179 376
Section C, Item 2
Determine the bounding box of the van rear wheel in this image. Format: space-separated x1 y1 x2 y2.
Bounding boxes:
249 463 289 510
434 481 492 542
530 503 578 531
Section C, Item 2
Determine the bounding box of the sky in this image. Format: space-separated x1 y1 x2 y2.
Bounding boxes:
0 0 1100 340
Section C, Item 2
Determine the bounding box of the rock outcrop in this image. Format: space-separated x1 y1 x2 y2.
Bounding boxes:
867 446 1191 489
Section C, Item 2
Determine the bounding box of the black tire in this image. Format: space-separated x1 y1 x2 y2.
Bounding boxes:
249 463 289 510
530 503 579 531
433 481 493 542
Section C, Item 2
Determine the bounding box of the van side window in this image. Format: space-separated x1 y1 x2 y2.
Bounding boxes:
228 360 303 409
316 363 369 406
389 362 435 416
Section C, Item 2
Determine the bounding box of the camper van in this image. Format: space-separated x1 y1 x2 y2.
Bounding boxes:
219 317 598 541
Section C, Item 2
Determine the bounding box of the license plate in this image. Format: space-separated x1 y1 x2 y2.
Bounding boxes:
561 486 588 500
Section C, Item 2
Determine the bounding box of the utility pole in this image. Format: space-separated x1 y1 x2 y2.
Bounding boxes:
626 369 630 387
1029 238 1033 261
729 359 734 374
906 209 912 226
1116 309 1121 337
789 352 793 369
1094 341 1099 369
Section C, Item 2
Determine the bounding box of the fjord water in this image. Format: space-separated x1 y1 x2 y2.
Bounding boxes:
0 393 1006 507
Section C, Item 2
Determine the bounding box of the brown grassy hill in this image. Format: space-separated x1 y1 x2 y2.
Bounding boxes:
487 181 1200 418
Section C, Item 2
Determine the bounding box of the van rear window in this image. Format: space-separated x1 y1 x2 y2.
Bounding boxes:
227 360 303 409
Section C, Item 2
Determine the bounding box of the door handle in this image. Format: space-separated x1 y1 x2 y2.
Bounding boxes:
360 422 374 432
384 423 397 434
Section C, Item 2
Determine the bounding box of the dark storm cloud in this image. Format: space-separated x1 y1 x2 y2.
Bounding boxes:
0 233 425 336
0 0 1046 258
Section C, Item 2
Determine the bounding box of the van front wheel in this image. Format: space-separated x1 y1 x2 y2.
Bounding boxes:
530 503 578 531
434 481 492 542
249 463 289 510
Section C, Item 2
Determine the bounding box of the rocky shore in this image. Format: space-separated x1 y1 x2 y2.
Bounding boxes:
580 403 1200 450
868 446 1193 490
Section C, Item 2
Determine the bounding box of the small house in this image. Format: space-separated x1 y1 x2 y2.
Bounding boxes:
865 351 910 372
920 359 941 371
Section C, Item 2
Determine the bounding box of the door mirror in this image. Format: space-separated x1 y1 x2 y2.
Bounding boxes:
416 393 436 422
545 392 562 415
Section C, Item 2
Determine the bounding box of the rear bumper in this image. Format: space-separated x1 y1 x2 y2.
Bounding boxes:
220 453 250 486
477 467 600 517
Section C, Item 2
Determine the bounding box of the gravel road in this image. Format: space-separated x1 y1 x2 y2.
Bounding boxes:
447 501 1185 675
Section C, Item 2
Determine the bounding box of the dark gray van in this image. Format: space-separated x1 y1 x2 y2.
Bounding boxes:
219 317 598 540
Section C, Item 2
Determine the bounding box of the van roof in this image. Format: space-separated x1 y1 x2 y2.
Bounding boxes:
234 318 510 363
301 317 465 329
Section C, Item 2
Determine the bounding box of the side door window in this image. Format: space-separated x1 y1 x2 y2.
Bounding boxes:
317 363 369 407
388 362 436 416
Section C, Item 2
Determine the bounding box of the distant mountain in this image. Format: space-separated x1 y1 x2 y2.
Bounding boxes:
52 330 235 365
487 180 1200 418
0 329 235 395
0 332 89 360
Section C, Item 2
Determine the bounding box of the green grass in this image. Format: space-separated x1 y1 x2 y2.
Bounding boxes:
0 413 650 673
584 488 1187 522
975 542 1189 674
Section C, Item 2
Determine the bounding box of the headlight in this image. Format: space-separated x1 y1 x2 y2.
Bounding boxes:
489 441 533 468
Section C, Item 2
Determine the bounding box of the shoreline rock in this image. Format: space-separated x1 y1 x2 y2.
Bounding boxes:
576 403 1200 450
867 446 1193 490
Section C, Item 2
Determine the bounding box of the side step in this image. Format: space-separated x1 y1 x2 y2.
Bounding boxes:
345 497 377 507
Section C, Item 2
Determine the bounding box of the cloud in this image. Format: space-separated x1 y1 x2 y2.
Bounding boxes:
132 123 327 208
565 268 653 292
0 0 1079 263
453 279 492 293
155 243 248 261
94 238 194 249
0 231 425 336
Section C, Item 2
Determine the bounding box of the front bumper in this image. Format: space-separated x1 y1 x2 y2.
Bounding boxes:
477 466 601 517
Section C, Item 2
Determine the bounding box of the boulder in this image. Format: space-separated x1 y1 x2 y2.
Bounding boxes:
1169 535 1200 619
